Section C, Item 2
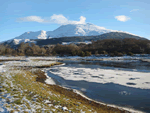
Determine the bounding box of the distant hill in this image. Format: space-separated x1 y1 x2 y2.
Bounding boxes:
36 32 147 46
91 32 146 40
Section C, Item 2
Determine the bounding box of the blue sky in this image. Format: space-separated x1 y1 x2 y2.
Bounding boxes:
0 0 150 42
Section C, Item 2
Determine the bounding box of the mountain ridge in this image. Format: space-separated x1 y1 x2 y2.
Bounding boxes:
14 23 143 40
14 23 114 40
2 23 147 46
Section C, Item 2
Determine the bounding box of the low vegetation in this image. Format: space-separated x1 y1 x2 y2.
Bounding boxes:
1 38 150 57
0 60 130 113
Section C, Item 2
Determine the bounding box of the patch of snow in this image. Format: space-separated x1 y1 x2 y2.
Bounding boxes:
5 60 56 67
45 73 56 85
0 65 6 73
44 100 51 104
54 105 62 109
0 108 4 112
62 106 68 111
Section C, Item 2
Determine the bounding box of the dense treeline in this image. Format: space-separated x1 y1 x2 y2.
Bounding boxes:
0 38 150 57
82 38 150 56
0 43 54 56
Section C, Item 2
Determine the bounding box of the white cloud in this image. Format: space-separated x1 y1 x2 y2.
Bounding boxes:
76 16 86 24
50 14 68 24
130 9 139 12
115 15 131 22
17 14 86 25
17 16 44 23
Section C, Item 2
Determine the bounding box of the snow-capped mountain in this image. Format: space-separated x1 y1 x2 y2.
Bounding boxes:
47 23 114 38
4 23 145 45
14 23 114 40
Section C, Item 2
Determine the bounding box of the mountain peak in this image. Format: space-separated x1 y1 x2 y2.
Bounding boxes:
50 23 110 38
9 23 143 44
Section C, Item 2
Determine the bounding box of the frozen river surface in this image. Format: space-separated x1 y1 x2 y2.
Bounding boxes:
46 59 150 113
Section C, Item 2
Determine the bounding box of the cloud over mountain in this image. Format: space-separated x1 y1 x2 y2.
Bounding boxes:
17 14 86 25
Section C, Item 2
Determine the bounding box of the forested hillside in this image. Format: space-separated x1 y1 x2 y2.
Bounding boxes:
0 38 150 56
36 32 146 46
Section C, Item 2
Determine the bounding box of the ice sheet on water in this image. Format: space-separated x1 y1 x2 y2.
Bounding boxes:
49 65 150 89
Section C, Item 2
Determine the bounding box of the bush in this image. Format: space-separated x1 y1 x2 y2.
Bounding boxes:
127 52 133 56
52 51 57 56
71 50 77 56
117 52 124 56
85 51 91 56
100 51 108 55
110 53 115 57
80 51 85 57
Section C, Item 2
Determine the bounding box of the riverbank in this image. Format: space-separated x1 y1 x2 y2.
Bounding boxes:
0 57 132 113
0 57 149 113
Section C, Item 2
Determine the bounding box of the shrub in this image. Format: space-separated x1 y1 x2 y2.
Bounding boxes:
80 51 85 57
110 53 115 57
85 51 91 56
127 52 133 56
117 52 124 56
52 51 57 56
71 50 77 56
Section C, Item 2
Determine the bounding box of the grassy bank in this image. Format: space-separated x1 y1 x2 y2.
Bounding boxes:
0 61 130 113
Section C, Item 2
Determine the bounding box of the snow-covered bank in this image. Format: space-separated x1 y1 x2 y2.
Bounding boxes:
4 60 56 67
44 72 56 85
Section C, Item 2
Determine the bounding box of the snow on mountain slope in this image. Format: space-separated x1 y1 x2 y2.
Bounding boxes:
48 23 113 38
5 23 144 45
12 30 47 45
14 23 114 40
15 30 47 39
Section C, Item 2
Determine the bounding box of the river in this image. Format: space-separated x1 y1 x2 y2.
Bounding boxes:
46 58 150 113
